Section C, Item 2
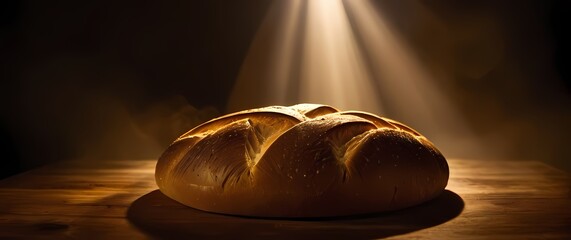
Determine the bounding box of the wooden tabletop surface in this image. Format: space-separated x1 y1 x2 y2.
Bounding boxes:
0 158 569 239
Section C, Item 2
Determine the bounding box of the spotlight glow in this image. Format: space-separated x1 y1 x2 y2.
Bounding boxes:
343 0 483 156
227 0 486 157
227 0 381 115
227 0 304 111
298 0 382 114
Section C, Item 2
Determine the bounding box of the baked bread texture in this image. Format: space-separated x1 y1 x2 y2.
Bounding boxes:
155 104 449 217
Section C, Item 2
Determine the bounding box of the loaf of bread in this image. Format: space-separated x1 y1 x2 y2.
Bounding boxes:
155 104 449 217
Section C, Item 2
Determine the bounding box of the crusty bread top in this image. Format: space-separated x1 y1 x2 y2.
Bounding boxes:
155 104 449 217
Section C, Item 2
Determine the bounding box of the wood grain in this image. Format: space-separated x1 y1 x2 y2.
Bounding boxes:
0 159 569 239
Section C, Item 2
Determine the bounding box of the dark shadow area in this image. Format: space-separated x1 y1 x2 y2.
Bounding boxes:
127 190 463 239
0 123 21 180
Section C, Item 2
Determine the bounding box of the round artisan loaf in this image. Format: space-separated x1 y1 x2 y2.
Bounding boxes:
155 104 449 217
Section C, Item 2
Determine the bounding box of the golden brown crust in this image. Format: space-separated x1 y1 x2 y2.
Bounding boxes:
155 104 449 217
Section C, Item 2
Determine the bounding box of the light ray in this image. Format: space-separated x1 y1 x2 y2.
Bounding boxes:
227 0 304 112
343 0 484 156
227 0 486 158
298 0 383 114
228 0 383 115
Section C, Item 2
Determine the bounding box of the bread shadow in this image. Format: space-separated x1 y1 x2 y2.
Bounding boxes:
127 189 463 239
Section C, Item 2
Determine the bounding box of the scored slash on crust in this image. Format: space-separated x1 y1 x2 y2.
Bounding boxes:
168 104 425 171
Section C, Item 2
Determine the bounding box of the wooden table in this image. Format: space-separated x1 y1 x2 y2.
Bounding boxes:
0 159 569 239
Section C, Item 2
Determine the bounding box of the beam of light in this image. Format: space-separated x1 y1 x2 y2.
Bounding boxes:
227 0 382 115
342 0 485 157
227 0 304 111
298 0 382 114
227 0 487 158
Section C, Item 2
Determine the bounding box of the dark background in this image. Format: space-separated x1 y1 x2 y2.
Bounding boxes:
1 0 570 179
